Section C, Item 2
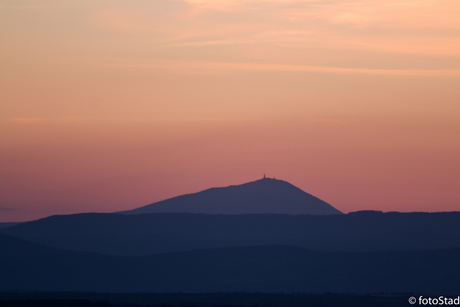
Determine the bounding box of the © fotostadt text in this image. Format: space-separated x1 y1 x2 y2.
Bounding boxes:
409 296 460 305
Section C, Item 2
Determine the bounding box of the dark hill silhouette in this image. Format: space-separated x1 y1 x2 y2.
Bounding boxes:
119 178 342 215
0 222 22 228
2 212 460 256
0 233 459 294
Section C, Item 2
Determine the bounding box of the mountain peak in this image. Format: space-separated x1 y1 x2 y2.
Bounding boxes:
120 178 342 215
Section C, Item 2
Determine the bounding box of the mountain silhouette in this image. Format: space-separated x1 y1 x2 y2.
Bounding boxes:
120 178 342 215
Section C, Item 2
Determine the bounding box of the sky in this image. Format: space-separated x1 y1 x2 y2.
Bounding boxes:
1 0 460 222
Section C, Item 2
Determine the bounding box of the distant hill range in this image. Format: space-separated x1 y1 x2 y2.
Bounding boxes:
3 211 460 256
119 177 343 215
1 232 460 293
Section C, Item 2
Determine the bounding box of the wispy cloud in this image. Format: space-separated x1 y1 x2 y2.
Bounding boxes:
181 0 459 30
90 0 460 59
167 39 252 47
11 118 47 124
94 57 460 76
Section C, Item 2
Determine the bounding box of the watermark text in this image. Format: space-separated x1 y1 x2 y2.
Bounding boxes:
408 296 460 305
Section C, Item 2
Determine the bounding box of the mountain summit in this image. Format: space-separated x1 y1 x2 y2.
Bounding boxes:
120 178 342 215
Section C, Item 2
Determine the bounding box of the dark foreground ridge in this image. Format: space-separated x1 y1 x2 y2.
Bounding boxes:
0 222 22 229
0 292 417 307
3 211 460 256
1 233 459 294
118 178 343 215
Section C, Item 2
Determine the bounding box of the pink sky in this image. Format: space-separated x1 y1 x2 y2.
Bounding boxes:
1 0 459 221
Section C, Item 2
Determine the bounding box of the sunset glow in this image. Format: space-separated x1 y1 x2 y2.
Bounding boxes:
1 0 459 221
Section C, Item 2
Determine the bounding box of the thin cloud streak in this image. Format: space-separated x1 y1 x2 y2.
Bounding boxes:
95 57 460 76
11 118 47 124
10 117 93 124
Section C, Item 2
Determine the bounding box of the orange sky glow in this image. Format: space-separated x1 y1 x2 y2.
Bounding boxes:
1 0 459 221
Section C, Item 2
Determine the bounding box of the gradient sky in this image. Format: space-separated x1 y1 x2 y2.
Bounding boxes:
1 0 460 222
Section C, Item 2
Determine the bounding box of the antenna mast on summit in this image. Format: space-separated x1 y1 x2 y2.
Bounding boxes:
263 174 266 179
